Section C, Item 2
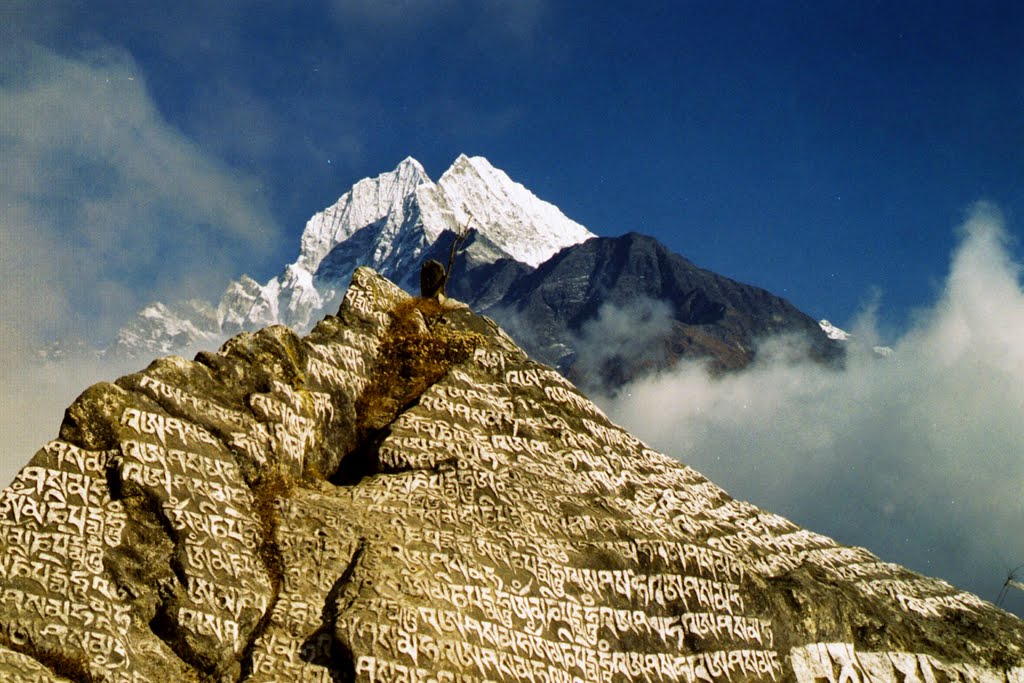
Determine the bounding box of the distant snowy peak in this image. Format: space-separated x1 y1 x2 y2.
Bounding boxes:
113 300 221 357
297 157 432 274
819 319 850 341
297 153 593 274
438 155 594 267
110 154 595 358
819 319 894 357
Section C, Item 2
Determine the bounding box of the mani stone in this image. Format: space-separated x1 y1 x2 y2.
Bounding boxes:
0 266 1022 682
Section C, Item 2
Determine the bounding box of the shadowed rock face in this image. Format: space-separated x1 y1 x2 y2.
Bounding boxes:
444 233 842 394
0 268 1022 682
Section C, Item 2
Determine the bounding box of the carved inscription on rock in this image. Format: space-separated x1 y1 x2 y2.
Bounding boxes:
326 359 793 683
0 267 1021 681
0 440 188 682
116 405 271 670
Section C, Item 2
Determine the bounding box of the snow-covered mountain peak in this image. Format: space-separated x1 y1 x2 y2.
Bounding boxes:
111 154 595 358
297 151 595 300
819 319 850 341
819 319 895 358
296 157 434 273
437 155 594 267
396 156 427 174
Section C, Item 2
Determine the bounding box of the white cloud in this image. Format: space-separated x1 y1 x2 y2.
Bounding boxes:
569 297 676 393
0 43 281 485
1 44 280 320
599 203 1024 614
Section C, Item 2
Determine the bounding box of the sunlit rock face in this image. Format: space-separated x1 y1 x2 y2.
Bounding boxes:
1 268 1021 682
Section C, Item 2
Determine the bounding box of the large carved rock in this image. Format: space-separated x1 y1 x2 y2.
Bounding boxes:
0 267 1021 682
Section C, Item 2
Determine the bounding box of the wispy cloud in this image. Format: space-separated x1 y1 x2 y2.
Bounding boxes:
0 42 281 484
568 296 676 394
1 44 280 329
598 203 1024 613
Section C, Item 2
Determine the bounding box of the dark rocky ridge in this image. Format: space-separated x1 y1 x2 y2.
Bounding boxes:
0 268 1020 682
446 232 840 393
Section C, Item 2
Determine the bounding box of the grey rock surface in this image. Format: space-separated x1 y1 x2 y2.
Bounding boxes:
1 267 1021 681
450 233 842 392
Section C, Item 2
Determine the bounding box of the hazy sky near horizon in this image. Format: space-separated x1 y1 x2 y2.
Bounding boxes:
3 1 1024 615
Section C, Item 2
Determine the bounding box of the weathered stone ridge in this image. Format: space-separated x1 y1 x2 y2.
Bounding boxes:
0 267 1021 681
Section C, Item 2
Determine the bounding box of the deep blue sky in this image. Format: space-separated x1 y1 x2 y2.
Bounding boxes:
5 1 1022 340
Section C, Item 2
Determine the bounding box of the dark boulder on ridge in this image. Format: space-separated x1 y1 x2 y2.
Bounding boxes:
0 268 1019 682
